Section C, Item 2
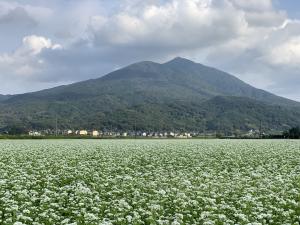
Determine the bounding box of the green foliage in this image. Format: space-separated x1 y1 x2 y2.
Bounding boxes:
284 127 300 139
6 125 27 135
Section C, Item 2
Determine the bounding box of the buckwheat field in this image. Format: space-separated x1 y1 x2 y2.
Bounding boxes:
0 139 299 225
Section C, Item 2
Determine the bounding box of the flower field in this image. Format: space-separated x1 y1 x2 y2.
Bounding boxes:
0 139 299 225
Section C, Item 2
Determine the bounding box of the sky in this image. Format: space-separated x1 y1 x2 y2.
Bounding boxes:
0 0 300 101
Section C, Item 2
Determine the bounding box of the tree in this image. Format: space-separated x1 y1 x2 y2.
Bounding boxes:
7 125 27 135
284 127 300 139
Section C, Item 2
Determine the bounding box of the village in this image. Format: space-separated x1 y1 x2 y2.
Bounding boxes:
28 129 195 138
27 129 264 138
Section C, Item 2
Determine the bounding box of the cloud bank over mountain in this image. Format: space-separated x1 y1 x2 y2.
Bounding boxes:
0 0 299 100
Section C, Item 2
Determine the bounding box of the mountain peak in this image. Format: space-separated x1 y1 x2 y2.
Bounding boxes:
165 57 195 65
125 60 160 70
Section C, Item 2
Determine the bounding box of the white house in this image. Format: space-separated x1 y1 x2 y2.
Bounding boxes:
184 133 192 138
79 130 88 135
67 130 73 135
169 132 175 137
177 134 186 138
92 130 99 136
28 131 42 136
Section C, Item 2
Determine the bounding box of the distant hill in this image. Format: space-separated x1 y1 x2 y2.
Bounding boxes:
0 57 299 133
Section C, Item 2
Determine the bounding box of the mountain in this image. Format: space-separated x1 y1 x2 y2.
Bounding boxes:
0 57 299 133
0 95 11 102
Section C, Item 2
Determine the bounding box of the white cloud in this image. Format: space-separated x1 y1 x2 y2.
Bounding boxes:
229 0 273 11
244 10 286 27
19 35 61 55
88 0 248 50
265 36 300 66
0 35 61 79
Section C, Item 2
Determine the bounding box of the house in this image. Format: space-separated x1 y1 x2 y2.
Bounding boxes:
169 132 175 137
142 132 147 137
147 132 153 137
28 131 42 136
67 130 73 135
92 130 99 137
184 133 192 138
176 134 186 138
104 132 115 136
122 132 128 137
246 129 258 137
79 130 88 135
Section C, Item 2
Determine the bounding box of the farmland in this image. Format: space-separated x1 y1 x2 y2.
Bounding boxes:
0 140 299 225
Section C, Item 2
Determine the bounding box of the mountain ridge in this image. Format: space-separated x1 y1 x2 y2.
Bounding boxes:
0 57 299 132
4 57 299 106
